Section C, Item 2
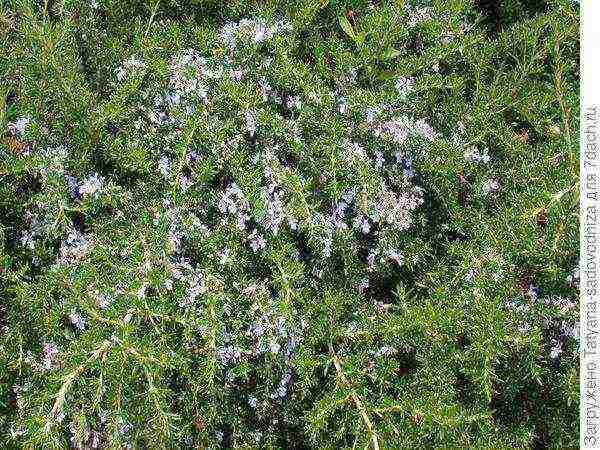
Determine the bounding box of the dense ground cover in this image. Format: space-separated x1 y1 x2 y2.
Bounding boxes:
0 0 579 448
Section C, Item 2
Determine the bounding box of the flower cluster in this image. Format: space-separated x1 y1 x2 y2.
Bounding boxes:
220 18 292 49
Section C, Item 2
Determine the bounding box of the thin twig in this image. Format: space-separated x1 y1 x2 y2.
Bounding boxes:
45 340 112 431
174 120 200 186
329 342 380 450
553 34 573 150
145 0 161 38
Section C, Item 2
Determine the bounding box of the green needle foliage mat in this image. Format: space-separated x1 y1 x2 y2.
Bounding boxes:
0 0 579 448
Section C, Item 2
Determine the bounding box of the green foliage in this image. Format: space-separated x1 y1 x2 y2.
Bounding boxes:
0 0 579 448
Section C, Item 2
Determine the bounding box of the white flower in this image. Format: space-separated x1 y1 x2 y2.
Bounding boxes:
549 339 563 359
8 116 31 135
406 6 433 28
158 155 172 177
465 267 477 282
372 116 438 145
261 167 286 234
269 339 280 354
220 18 291 48
56 230 92 265
412 119 439 141
365 107 379 124
373 188 423 231
347 142 367 160
249 231 267 253
517 322 531 334
20 231 36 250
395 76 415 100
167 226 183 254
376 346 397 357
244 109 257 136
219 183 251 229
561 321 579 340
464 147 490 164
338 97 348 114
375 302 391 313
357 278 369 294
566 267 579 286
258 77 273 100
181 272 206 306
231 69 243 81
248 395 258 408
545 296 576 313
170 266 184 280
285 95 301 110
322 235 333 258
367 250 378 269
353 215 370 234
482 178 500 195
287 216 298 231
79 174 104 197
137 283 148 299
42 342 59 369
69 312 87 331
374 150 385 168
218 346 240 363
385 249 404 266
271 371 292 399
95 292 112 309
218 247 232 265
179 175 192 191
116 56 145 82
